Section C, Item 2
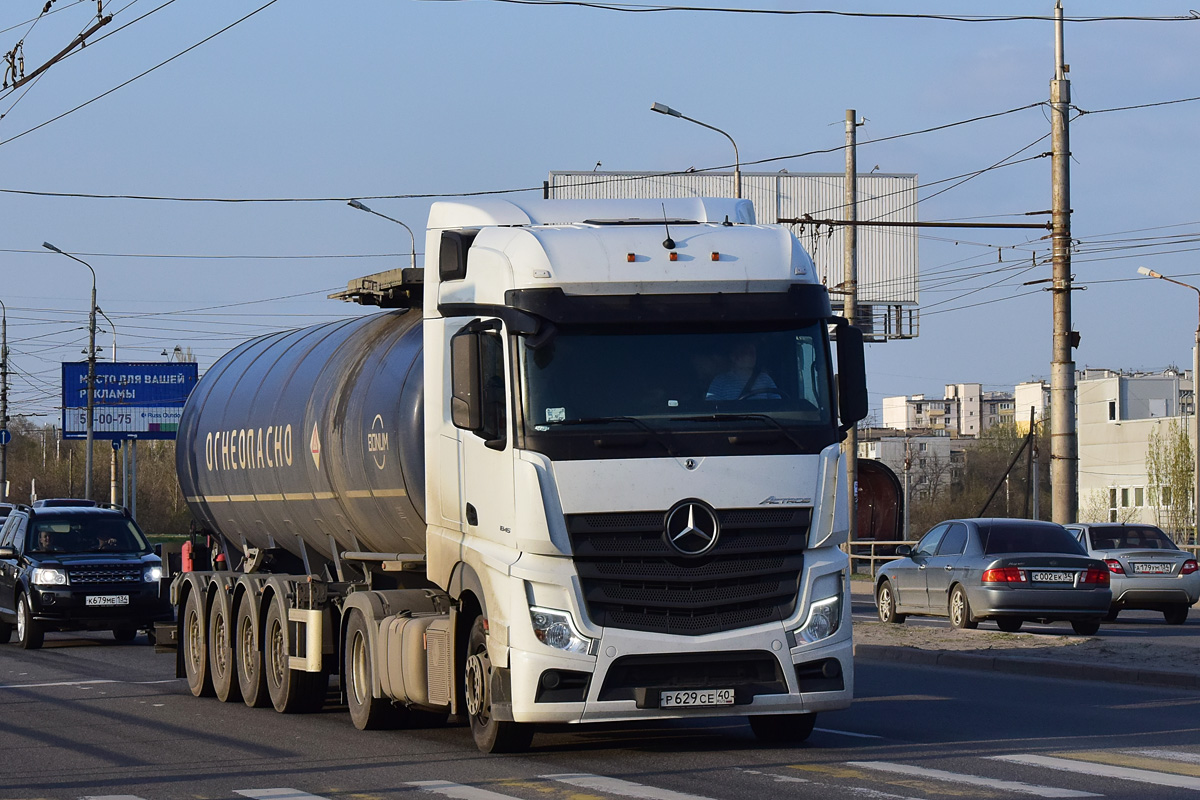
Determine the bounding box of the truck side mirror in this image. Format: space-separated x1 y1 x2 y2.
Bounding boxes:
836 324 868 431
451 329 483 432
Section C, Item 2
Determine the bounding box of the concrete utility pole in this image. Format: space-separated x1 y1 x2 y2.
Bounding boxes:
43 242 98 501
1049 1 1077 524
844 109 861 541
0 298 8 503
98 307 118 506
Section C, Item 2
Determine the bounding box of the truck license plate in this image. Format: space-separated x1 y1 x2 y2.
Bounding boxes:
1030 571 1073 583
660 689 734 708
86 595 129 606
1133 563 1173 574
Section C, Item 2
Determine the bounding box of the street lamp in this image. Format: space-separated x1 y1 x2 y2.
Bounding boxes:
347 200 417 271
43 241 98 501
1138 266 1200 541
97 306 119 506
651 101 742 199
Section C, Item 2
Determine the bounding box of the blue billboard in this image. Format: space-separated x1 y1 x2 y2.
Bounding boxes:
61 362 199 440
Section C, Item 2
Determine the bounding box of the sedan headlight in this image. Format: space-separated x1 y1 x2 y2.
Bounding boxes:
143 564 163 583
530 607 594 655
32 567 69 586
794 593 843 644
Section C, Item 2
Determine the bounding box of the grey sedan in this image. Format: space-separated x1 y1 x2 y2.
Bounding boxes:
875 518 1111 635
1065 522 1200 624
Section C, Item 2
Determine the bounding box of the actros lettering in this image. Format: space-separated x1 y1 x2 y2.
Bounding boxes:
204 424 293 472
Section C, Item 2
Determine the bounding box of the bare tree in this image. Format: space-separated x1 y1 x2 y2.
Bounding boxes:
1146 417 1194 542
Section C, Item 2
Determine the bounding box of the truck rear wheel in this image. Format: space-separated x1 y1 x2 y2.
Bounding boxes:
235 592 269 708
749 712 817 743
209 594 242 703
464 616 533 754
345 609 401 730
264 599 327 714
183 590 214 696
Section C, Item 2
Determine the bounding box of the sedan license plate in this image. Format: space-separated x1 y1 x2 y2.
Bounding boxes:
86 595 129 607
1133 562 1174 575
660 689 735 708
1030 571 1074 583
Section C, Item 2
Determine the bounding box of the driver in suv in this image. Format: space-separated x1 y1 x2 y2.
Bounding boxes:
0 504 171 648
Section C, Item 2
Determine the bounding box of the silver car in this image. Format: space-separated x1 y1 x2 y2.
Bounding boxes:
1065 523 1200 624
875 518 1111 635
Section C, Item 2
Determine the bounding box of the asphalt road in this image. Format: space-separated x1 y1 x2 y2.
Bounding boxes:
4 631 1200 800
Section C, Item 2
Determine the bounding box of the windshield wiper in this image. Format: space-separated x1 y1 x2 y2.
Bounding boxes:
541 416 676 455
669 413 806 451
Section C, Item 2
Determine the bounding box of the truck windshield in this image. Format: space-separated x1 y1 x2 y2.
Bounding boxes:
518 323 834 433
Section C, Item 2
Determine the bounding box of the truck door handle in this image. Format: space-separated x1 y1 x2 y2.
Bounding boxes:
466 503 478 526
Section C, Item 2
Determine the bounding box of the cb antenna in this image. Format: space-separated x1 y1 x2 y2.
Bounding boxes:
661 203 675 250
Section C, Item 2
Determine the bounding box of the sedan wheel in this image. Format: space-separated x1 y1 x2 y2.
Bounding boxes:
949 586 978 630
996 617 1023 633
876 580 906 624
1163 604 1189 625
1071 619 1101 636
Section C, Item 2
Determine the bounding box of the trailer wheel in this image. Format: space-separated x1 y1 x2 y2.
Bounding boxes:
264 599 327 714
182 590 214 696
345 609 401 730
209 593 242 703
464 616 533 754
235 591 269 708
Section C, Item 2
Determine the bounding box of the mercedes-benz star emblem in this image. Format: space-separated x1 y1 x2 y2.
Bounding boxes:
664 500 720 557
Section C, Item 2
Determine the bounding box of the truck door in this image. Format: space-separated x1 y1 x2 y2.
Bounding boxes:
453 320 518 557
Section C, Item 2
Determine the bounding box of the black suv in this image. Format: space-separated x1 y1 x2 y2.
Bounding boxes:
0 504 171 648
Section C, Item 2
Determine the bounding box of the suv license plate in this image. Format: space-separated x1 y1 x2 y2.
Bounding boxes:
1030 571 1074 583
660 689 734 708
1133 563 1173 574
86 595 130 607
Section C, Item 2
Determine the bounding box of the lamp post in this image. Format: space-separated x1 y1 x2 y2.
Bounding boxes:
0 297 8 503
43 241 97 501
347 200 417 270
651 102 742 199
97 306 119 506
1138 266 1200 541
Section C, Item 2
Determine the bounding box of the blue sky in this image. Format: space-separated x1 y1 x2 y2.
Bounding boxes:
1 1 1198 423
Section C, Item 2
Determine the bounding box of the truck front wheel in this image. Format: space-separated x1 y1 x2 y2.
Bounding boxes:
464 616 533 754
345 609 401 730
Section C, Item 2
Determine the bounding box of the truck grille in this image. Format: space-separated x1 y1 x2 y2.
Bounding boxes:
68 566 141 584
566 507 810 636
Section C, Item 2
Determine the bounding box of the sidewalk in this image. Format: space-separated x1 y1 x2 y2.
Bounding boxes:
849 578 1200 690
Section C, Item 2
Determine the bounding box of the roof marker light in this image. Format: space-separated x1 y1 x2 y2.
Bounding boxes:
627 253 636 262
711 252 720 261
669 252 678 261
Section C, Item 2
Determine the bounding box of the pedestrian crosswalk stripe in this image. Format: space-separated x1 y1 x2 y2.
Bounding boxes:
1126 749 1200 766
235 790 333 800
544 773 720 800
994 754 1200 790
82 795 147 800
408 781 524 800
846 761 1100 798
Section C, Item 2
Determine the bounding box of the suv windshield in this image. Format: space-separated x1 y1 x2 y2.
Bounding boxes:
29 515 152 555
520 323 833 431
983 523 1086 556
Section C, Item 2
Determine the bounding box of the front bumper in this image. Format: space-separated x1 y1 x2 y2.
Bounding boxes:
502 622 853 725
30 584 173 631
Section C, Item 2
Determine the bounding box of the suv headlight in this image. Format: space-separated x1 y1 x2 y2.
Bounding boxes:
530 607 594 655
143 565 163 583
32 567 69 586
794 592 843 645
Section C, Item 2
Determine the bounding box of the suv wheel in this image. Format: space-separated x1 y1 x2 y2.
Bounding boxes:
17 594 44 650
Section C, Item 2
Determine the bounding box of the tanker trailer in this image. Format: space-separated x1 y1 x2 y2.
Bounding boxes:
163 196 869 754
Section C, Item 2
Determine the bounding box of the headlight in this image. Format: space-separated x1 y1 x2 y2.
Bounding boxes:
794 594 842 644
32 567 69 586
143 565 163 583
530 607 594 655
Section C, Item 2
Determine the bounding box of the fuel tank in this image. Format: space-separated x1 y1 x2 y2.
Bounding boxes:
175 310 426 564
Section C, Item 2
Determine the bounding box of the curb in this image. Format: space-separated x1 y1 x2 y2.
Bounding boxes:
853 643 1200 690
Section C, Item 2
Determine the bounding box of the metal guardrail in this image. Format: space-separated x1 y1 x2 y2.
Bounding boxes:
844 539 917 577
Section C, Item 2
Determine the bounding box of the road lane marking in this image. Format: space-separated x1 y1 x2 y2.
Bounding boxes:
0 679 117 690
847 761 1099 798
1040 750 1200 778
544 773 719 800
736 768 810 784
994 754 1200 790
408 781 522 800
814 727 884 739
1128 749 1200 765
82 796 149 800
235 790 333 800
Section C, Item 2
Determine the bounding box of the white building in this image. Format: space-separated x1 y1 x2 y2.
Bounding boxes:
859 435 958 500
882 383 1014 438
